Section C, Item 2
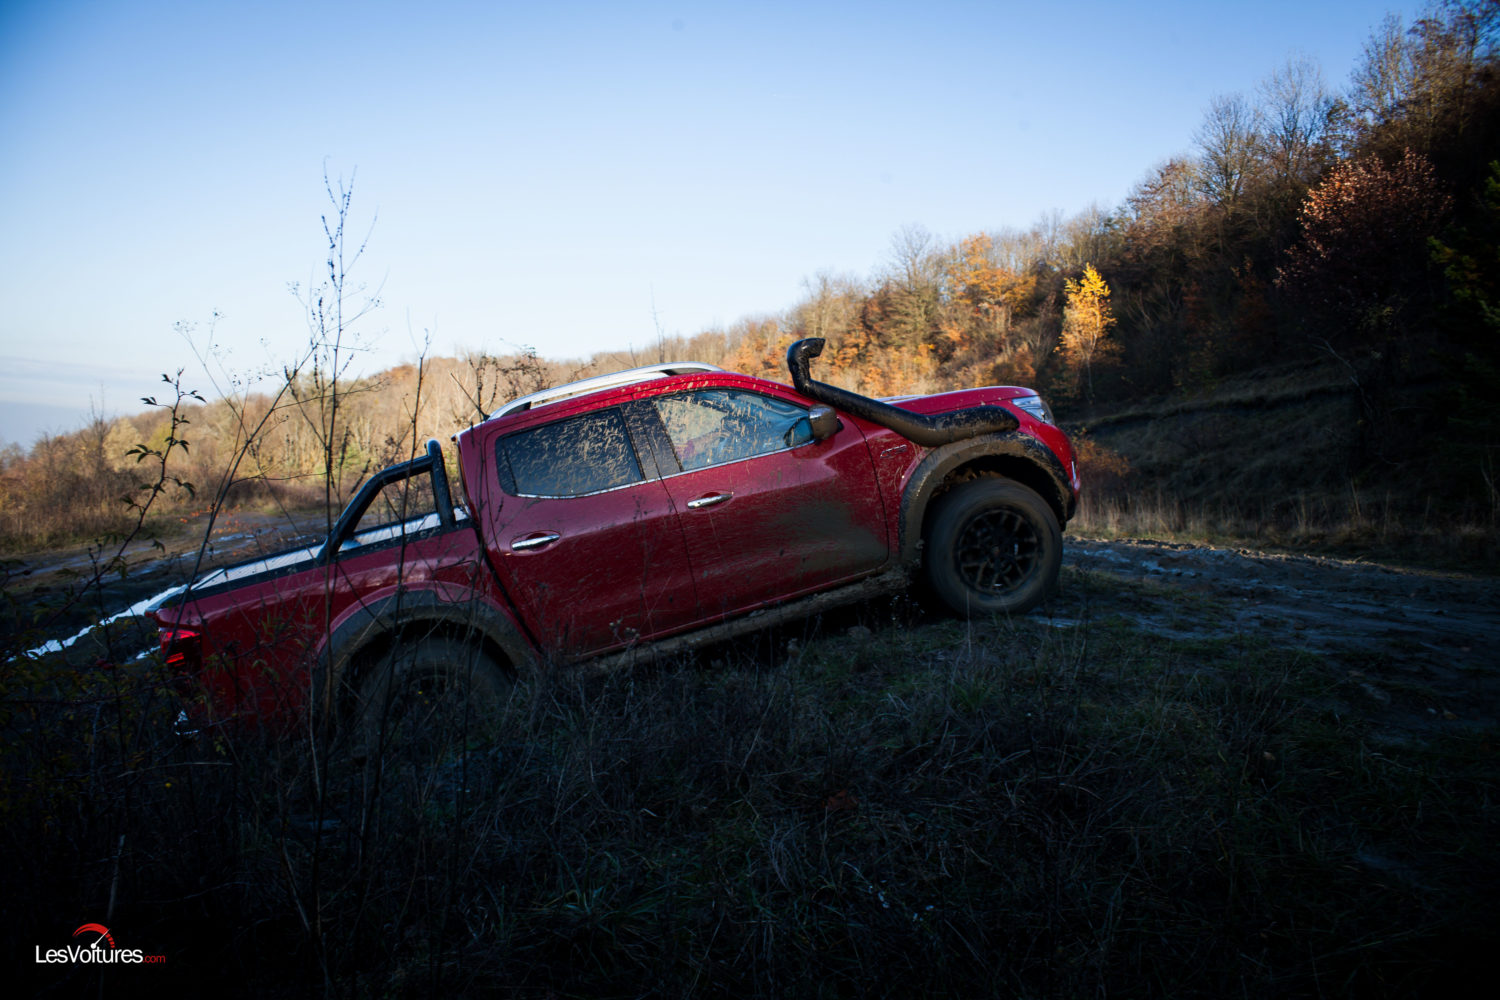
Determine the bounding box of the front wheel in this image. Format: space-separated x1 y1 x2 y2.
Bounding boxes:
923 478 1062 616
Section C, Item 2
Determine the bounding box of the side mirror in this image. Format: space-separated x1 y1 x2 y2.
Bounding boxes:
784 405 842 448
808 405 840 441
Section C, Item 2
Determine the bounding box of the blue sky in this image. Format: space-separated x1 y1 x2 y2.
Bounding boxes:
0 0 1422 449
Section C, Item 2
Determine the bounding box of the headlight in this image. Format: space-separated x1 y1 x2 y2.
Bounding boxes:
1009 394 1054 425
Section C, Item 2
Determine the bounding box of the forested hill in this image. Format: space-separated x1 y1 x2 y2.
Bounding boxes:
3 1 1499 557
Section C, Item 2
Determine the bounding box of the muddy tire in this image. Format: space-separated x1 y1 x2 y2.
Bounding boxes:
351 638 513 766
922 478 1062 616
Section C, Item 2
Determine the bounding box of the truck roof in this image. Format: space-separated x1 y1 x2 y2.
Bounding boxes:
490 361 723 419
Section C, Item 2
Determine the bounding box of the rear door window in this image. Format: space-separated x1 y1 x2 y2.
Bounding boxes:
497 408 643 497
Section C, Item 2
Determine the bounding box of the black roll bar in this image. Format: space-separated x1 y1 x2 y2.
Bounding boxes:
317 439 456 564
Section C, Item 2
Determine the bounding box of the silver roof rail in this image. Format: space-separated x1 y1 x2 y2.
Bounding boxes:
491 361 724 419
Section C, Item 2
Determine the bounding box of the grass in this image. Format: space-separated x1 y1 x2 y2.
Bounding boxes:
4 565 1495 998
1060 359 1500 571
1071 485 1500 572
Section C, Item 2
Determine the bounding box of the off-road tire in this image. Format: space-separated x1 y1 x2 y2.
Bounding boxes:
923 477 1062 616
351 637 513 766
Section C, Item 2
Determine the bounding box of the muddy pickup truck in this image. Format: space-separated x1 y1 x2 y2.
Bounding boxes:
148 338 1078 737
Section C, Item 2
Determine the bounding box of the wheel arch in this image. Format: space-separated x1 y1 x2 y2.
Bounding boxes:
899 433 1074 563
315 586 536 721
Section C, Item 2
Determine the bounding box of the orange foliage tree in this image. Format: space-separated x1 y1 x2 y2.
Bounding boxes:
946 233 1037 322
722 319 794 381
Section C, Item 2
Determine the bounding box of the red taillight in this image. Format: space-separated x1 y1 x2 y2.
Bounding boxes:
160 627 202 668
159 627 203 695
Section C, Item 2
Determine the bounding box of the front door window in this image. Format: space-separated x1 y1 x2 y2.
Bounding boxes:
653 389 812 472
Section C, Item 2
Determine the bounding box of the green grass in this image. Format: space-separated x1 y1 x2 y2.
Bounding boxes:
3 570 1496 997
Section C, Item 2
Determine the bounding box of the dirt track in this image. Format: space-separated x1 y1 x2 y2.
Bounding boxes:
2 509 326 658
1059 537 1500 736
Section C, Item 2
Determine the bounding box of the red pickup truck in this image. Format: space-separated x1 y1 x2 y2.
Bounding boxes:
149 338 1078 741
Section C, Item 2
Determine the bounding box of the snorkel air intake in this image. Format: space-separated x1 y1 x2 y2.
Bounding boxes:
785 338 1018 446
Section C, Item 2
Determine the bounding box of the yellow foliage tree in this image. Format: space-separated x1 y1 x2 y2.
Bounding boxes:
1059 264 1119 401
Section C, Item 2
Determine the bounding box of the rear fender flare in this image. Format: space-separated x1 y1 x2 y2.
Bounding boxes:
313 584 536 718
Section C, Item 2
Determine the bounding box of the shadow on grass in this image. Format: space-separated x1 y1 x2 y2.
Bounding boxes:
4 582 1496 997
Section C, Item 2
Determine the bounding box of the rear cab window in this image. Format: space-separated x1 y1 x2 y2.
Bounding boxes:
496 407 644 497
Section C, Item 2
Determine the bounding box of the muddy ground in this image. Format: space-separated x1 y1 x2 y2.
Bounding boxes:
7 519 1498 739
1057 537 1500 739
1 509 327 659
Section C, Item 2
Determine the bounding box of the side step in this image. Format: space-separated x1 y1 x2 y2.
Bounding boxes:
585 568 911 674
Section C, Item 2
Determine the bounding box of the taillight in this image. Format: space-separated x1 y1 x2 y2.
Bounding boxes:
159 627 203 695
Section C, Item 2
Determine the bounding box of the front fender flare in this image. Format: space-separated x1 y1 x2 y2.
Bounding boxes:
898 433 1075 563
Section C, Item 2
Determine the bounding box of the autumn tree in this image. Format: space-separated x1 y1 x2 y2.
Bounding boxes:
876 224 943 350
946 234 1036 327
1059 264 1119 402
1278 148 1454 466
790 271 863 348
1058 203 1118 271
1350 2 1500 154
721 317 792 380
1351 15 1415 138
1277 148 1452 347
1257 55 1341 192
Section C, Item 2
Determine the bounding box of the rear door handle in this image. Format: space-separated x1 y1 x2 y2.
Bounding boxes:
511 531 560 551
687 492 733 510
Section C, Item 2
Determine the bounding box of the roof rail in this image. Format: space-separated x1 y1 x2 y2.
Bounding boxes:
491 361 724 419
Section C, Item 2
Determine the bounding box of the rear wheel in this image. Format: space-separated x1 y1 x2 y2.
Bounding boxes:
923 478 1061 616
350 637 513 768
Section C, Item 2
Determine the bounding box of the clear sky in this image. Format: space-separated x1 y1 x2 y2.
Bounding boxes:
0 0 1423 449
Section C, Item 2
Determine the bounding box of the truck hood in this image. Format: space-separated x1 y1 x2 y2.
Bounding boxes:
880 386 1035 413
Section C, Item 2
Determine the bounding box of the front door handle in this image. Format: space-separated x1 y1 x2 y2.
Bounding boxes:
687 492 733 510
511 531 560 551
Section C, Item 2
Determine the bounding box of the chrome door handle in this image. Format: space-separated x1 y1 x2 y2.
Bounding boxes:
687 492 733 510
511 531 560 551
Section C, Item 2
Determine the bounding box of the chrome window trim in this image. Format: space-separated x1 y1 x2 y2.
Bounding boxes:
507 477 662 501
655 438 810 482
